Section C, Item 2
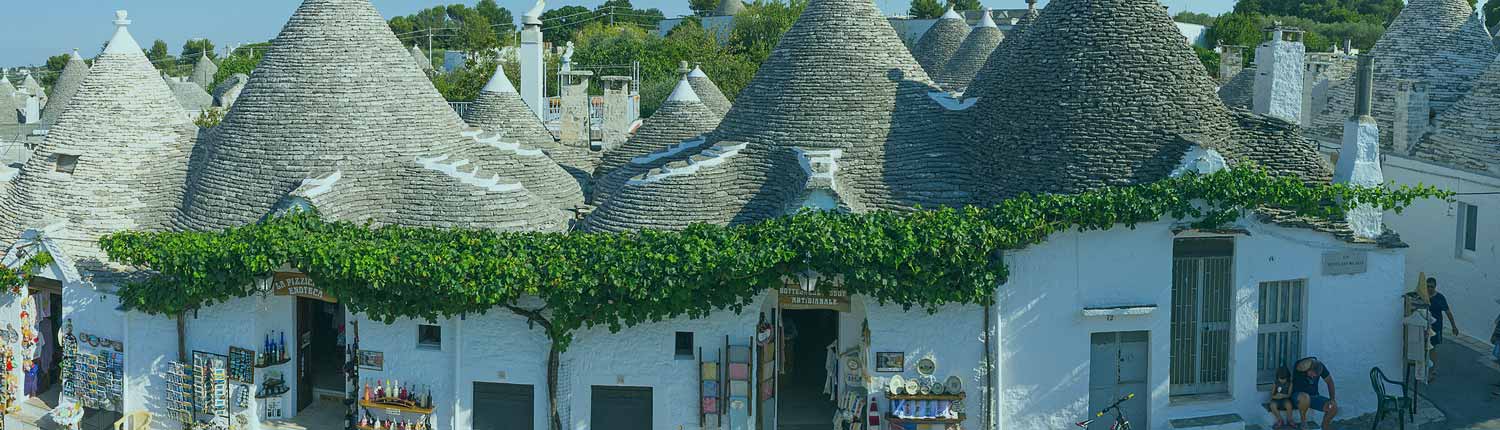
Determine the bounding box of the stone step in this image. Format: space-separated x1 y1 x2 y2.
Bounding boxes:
1170 413 1247 430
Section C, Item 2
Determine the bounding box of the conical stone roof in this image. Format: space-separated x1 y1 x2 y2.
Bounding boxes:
714 0 746 16
40 50 89 127
0 10 197 271
965 2 1039 99
1412 58 1500 174
177 0 580 232
592 77 722 199
411 44 434 71
937 9 1002 90
464 62 598 187
1217 67 1255 110
688 65 733 117
0 75 18 126
1310 0 1493 147
165 75 214 113
912 7 969 78
189 53 219 91
966 0 1331 201
585 0 966 232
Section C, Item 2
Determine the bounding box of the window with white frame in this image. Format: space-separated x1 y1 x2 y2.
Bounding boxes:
1457 202 1479 256
1257 279 1306 384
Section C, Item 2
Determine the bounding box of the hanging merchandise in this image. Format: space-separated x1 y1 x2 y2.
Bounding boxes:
191 351 231 429
166 361 195 423
356 377 435 430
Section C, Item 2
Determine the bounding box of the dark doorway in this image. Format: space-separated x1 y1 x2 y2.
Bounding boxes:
297 298 345 411
473 382 534 430
29 286 63 396
590 386 652 430
777 309 838 430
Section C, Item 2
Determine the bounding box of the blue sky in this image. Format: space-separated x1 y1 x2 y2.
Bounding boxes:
1 0 1234 67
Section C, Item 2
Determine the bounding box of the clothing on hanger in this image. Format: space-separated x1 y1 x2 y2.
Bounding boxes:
824 341 838 400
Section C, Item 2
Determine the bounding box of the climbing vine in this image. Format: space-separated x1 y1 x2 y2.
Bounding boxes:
1 249 54 295
97 167 1449 349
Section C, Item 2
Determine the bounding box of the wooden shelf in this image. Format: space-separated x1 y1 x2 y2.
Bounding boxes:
887 414 966 424
887 392 965 400
360 399 435 415
255 357 291 368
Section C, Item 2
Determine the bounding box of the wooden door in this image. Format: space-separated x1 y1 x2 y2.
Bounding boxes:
296 298 313 411
590 386 652 430
473 383 534 430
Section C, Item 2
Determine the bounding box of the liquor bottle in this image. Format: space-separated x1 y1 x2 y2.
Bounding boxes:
423 386 432 409
280 331 288 361
399 384 408 402
362 381 371 401
375 379 385 399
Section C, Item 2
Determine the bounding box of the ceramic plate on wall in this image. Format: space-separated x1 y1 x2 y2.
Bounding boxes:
945 376 962 394
888 374 905 395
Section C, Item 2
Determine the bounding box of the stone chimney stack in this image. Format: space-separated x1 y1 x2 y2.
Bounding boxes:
600 76 632 149
519 13 546 120
1342 38 1353 54
1218 45 1246 82
1253 25 1305 124
1334 54 1383 240
1393 79 1429 153
558 70 593 148
19 90 40 124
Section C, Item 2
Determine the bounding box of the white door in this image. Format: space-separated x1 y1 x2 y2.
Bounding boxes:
1088 331 1149 430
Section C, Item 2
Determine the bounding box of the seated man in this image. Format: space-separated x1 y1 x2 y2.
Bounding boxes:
1292 357 1338 429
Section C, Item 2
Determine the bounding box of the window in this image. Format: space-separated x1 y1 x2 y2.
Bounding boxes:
1457 202 1478 254
674 332 693 359
1170 237 1233 396
54 154 78 174
1257 279 1306 384
417 324 441 349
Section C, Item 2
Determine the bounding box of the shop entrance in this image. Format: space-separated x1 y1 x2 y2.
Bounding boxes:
296 297 346 412
28 278 63 398
776 309 838 430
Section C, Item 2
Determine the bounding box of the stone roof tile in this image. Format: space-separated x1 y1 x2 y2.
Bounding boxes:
912 6 970 78
463 62 599 188
593 77 722 198
40 50 89 127
189 53 218 91
936 9 1003 90
1412 56 1500 174
688 65 733 117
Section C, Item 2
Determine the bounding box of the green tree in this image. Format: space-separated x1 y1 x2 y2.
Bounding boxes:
947 0 981 11
730 0 806 63
690 0 720 16
181 39 216 63
213 43 268 88
146 40 172 70
452 8 500 53
1207 12 1263 49
1174 11 1215 25
908 0 944 18
540 5 594 45
1487 0 1500 30
475 0 516 40
42 54 70 88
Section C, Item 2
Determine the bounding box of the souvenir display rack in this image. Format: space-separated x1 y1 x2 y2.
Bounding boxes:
255 372 289 399
726 337 751 430
227 347 255 384
69 345 124 411
166 361 196 423
192 351 231 430
356 377 435 430
698 346 721 428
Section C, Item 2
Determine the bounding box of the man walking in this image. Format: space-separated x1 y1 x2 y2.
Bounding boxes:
1490 298 1500 397
1427 277 1459 377
1293 357 1338 429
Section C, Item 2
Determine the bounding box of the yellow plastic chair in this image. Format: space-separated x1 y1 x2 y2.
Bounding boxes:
114 410 151 430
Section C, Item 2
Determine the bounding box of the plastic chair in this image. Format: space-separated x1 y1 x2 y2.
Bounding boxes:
1369 367 1412 430
114 410 151 430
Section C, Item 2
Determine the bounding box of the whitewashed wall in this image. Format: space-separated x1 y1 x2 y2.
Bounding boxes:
1384 155 1500 343
865 300 988 429
998 219 1404 430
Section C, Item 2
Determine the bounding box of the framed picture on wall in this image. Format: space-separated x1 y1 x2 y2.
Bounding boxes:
874 352 904 372
356 350 384 371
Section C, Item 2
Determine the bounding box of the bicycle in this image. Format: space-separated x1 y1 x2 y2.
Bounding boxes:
1075 393 1135 430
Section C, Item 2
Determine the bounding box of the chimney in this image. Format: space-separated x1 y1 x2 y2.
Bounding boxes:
1342 38 1353 55
20 91 40 125
519 16 546 120
558 71 593 148
1334 54 1383 240
600 76 632 150
1392 79 1429 153
1253 24 1306 124
1218 45 1245 82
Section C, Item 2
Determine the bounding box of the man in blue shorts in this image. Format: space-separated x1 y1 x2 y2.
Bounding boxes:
1426 277 1459 378
1293 357 1338 429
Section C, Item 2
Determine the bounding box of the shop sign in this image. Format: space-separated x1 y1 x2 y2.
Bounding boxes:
1321 251 1367 276
778 287 850 312
271 272 336 303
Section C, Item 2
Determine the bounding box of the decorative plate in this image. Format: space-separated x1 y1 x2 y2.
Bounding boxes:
888 374 905 395
915 356 937 376
905 379 920 396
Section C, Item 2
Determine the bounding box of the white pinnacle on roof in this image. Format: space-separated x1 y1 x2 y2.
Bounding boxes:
941 5 963 20
976 8 997 28
482 62 517 94
104 11 141 55
666 76 701 103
